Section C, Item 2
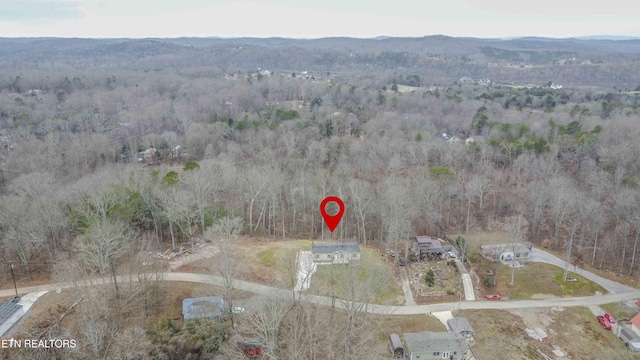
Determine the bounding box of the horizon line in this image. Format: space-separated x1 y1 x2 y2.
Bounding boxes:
1 34 639 41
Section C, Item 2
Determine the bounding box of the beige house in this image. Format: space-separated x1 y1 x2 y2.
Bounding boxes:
481 243 531 262
137 148 157 162
311 243 360 264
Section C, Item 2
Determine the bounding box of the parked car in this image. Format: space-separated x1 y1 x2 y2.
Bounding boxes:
232 306 245 314
597 315 612 330
447 251 458 259
398 258 406 266
486 294 501 300
604 312 617 324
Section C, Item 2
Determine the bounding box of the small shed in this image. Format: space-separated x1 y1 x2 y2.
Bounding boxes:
182 296 224 322
447 317 475 338
388 333 404 358
311 242 360 264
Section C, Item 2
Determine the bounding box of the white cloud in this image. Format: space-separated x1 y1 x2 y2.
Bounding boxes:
0 0 639 38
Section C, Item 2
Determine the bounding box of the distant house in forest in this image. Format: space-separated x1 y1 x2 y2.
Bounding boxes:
137 148 157 162
311 242 360 264
465 136 484 145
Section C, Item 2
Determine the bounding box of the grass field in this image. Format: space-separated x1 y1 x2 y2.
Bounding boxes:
453 231 514 251
491 262 607 300
308 247 404 305
602 302 640 321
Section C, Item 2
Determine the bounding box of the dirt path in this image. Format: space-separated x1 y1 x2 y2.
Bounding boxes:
168 243 219 270
401 268 417 306
294 250 316 292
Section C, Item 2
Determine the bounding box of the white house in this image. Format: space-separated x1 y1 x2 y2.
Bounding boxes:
311 243 360 264
481 243 532 262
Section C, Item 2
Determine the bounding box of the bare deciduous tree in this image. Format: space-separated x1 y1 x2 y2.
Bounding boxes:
205 216 243 326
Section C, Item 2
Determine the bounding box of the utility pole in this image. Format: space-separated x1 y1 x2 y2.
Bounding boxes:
10 262 18 297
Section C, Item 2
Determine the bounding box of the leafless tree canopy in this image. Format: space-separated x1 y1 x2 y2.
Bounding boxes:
2 35 640 359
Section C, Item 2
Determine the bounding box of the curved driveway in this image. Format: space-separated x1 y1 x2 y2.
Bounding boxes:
530 248 636 294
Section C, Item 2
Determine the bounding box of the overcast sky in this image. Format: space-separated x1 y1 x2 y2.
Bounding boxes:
1 0 639 39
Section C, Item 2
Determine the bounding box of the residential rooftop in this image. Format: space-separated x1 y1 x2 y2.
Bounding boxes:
311 242 360 254
182 296 224 321
403 331 468 354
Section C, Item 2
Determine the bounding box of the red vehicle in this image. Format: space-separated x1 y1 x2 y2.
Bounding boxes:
597 315 612 330
237 337 263 358
603 312 616 324
486 294 501 300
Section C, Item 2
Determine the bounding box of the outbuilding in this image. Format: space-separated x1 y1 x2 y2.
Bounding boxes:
388 333 404 358
447 317 475 338
182 296 225 322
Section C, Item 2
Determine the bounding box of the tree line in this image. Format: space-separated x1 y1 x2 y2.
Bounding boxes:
1 68 640 280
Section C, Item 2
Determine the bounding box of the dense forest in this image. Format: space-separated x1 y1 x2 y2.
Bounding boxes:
2 36 640 359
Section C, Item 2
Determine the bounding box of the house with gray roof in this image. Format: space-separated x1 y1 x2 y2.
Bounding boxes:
182 296 224 322
311 242 360 264
403 331 469 360
414 236 444 255
447 317 475 338
0 300 23 337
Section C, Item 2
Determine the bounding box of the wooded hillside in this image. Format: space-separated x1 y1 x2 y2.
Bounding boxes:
2 35 640 359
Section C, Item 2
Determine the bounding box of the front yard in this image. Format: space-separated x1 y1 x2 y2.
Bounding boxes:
308 247 404 305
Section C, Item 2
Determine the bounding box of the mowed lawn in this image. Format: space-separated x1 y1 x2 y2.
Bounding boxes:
493 262 607 300
307 247 404 305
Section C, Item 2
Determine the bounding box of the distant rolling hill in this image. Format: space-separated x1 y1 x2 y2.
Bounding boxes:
0 35 639 86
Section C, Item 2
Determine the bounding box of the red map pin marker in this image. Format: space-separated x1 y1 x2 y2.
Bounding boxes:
320 196 345 233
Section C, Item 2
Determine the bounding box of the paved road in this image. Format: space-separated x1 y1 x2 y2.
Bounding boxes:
530 248 636 294
4 272 640 315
